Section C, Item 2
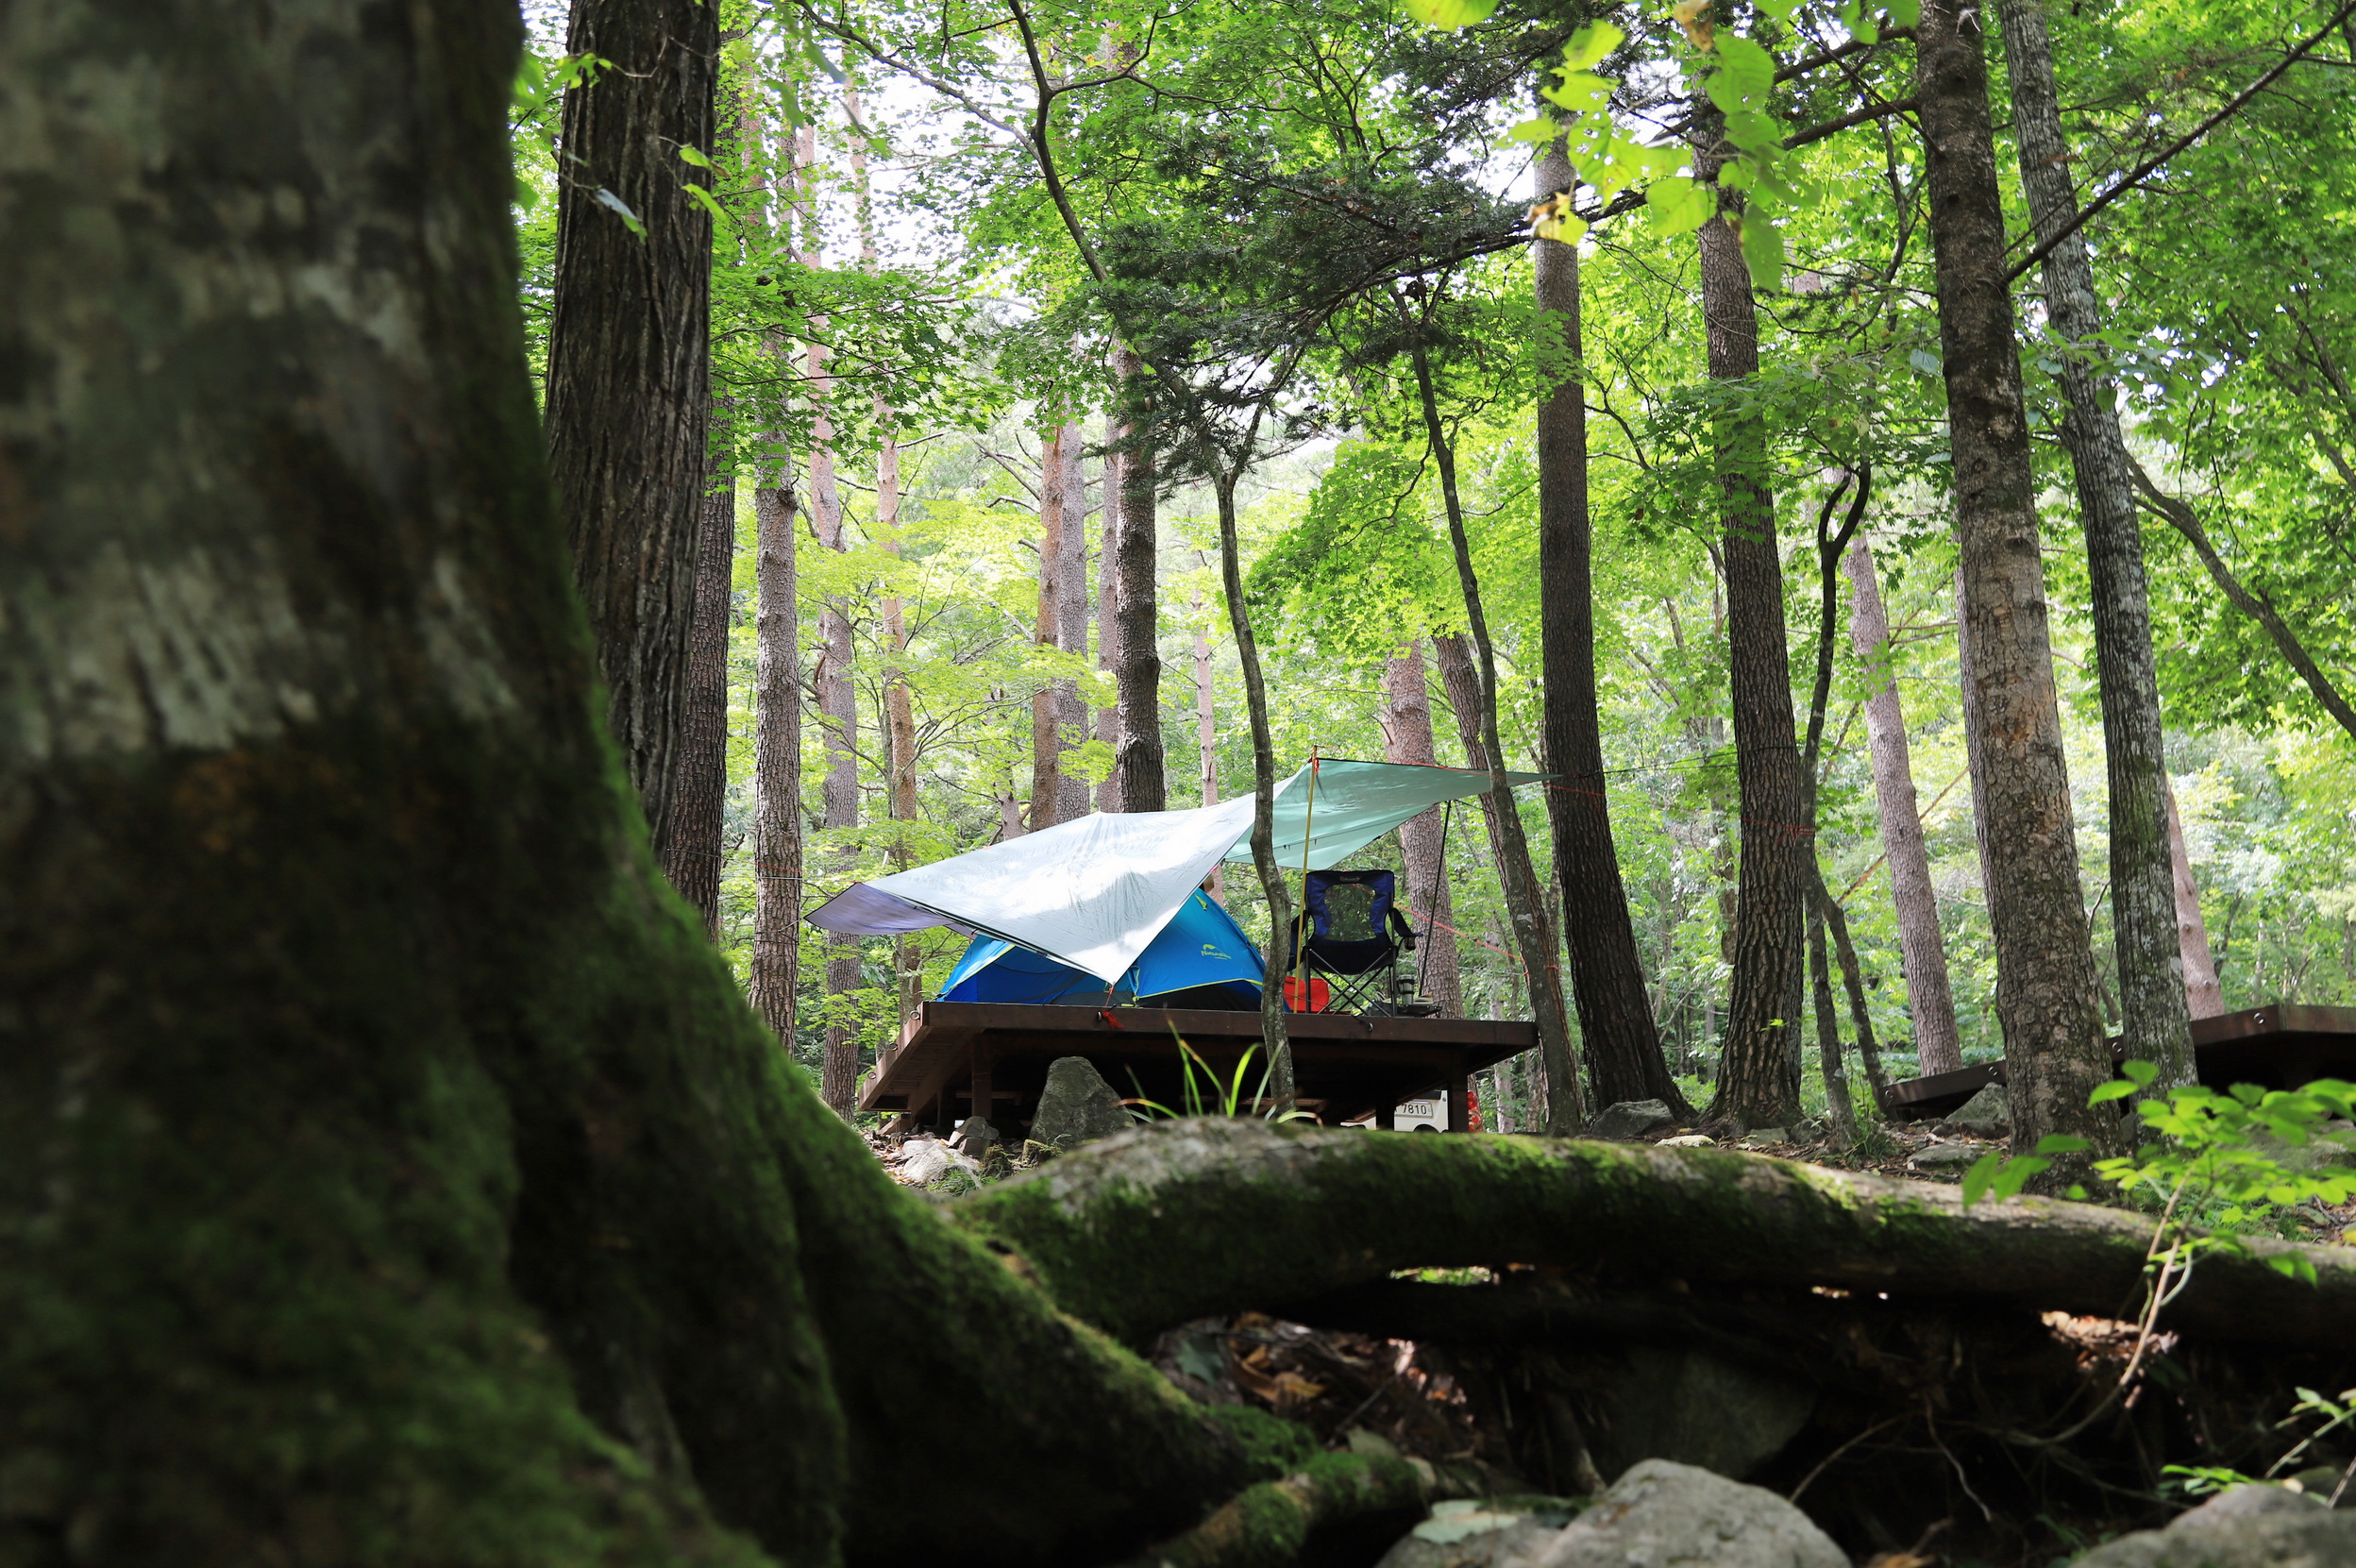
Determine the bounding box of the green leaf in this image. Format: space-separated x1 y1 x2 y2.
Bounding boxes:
1508 116 1562 143
1561 20 1625 70
1961 1151 2005 1208
2036 1134 2092 1155
1740 211 1784 290
684 183 728 223
1544 71 1614 114
2121 1058 2160 1087
1886 0 1922 27
676 144 715 168
1647 176 1714 236
2090 1079 2138 1104
1991 1155 2051 1203
1908 347 1943 378
593 187 646 236
2270 1253 2319 1286
1402 0 1497 28
1714 34 1776 110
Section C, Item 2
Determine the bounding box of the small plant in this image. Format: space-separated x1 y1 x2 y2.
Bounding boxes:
1125 1023 1320 1123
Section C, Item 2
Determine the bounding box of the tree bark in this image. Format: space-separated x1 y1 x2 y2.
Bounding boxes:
1054 431 1092 824
665 398 736 936
750 430 805 1044
1431 628 1587 1128
1383 640 1464 1019
1998 0 2195 1094
544 0 718 845
957 1120 2356 1351
2166 781 2226 1019
1533 141 1679 1119
1815 878 1896 1115
1915 0 2124 1171
1097 432 1122 813
1193 610 1224 901
1809 905 1860 1147
1111 353 1168 813
1843 538 1963 1074
1031 424 1089 830
1692 165 1809 1133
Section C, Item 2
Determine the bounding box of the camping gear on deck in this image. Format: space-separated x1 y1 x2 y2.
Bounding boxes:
805 760 1543 986
940 889 1262 1008
1285 868 1420 1016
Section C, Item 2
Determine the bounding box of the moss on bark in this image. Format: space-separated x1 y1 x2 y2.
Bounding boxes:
953 1121 2356 1349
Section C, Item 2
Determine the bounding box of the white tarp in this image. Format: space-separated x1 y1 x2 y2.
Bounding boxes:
803 760 1543 982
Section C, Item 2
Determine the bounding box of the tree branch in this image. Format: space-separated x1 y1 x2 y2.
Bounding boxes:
2126 456 2356 744
2005 0 2356 282
1784 95 1918 150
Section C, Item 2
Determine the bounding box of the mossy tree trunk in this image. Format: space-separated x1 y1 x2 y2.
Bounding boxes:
0 11 1255 1563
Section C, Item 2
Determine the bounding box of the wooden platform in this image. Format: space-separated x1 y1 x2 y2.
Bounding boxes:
858 1001 1538 1134
1881 1003 2356 1121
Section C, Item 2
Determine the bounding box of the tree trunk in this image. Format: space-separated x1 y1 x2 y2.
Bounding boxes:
1031 424 1086 830
0 12 1279 1561
1914 0 2124 1171
1431 631 1588 1127
1211 472 1296 1105
1843 538 1964 1074
958 1119 2356 1352
1383 640 1465 1019
1193 609 1224 901
665 397 736 936
1809 905 1860 1147
1054 431 1092 824
1111 349 1168 812
1815 878 1896 1115
750 430 805 1044
1533 141 1679 1119
1097 432 1122 813
1692 165 1809 1133
2167 781 2226 1019
544 0 718 843
1998 0 2196 1094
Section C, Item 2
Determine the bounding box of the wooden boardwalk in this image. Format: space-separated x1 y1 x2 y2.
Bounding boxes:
859 1001 1536 1135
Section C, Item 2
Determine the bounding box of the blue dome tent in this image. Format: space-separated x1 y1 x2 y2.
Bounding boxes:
939 889 1262 1008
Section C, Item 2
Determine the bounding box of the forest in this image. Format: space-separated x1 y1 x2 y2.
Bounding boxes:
2 0 2355 1564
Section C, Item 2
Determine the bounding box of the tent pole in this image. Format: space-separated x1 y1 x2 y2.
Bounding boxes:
1292 750 1321 1010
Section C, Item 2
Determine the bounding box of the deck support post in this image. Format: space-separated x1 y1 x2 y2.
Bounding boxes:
968 1048 994 1136
1374 1103 1396 1130
1446 1062 1470 1133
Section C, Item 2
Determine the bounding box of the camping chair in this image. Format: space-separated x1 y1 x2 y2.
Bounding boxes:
1284 868 1420 1016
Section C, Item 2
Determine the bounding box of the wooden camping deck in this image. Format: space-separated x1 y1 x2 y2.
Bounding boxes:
1881 1003 2356 1121
859 1001 1537 1135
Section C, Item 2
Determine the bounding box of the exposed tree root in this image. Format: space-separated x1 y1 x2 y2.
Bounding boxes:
1117 1450 1495 1568
955 1120 2356 1347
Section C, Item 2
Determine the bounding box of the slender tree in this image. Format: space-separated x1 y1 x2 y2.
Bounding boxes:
1533 141 1687 1116
749 425 805 1043
667 401 737 936
2166 782 2226 1019
544 0 720 842
1843 537 1963 1074
1109 349 1169 811
1384 640 1466 1020
1914 0 2125 1170
1692 141 1809 1132
1998 0 2194 1092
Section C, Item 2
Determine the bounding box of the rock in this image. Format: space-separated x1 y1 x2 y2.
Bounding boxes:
1788 1118 1826 1145
1909 1142 1984 1171
1373 1495 1584 1568
2072 1482 2356 1567
1658 1134 1715 1148
951 1116 999 1160
899 1138 968 1186
2249 1121 2356 1173
1586 1100 1674 1141
1533 1458 1845 1568
1739 1128 1788 1148
1945 1083 2012 1134
1030 1055 1135 1151
1584 1348 1815 1484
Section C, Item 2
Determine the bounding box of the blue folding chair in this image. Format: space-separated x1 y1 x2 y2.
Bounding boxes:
1285 868 1422 1015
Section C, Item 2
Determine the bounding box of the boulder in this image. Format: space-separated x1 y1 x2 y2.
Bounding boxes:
1739 1128 1789 1149
951 1116 999 1160
1945 1083 2011 1134
1586 1099 1674 1141
1372 1496 1584 1568
1533 1459 1845 1568
2072 1483 2356 1567
1658 1134 1716 1148
1585 1347 1815 1483
898 1138 973 1187
1909 1142 1983 1171
1030 1055 1135 1151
